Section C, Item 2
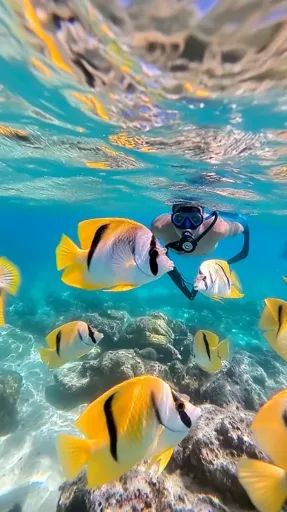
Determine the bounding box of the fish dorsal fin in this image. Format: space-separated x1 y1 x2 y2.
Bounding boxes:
0 257 21 295
251 389 287 470
237 457 287 512
215 259 231 276
75 376 156 443
78 218 143 250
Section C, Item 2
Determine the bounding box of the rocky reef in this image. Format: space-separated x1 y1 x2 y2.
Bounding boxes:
57 404 263 511
44 306 287 511
0 369 22 436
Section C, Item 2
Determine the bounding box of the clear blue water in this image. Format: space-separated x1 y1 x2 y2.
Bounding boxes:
0 2 287 511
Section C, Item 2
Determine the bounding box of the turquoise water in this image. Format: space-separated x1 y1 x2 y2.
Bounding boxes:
0 2 287 511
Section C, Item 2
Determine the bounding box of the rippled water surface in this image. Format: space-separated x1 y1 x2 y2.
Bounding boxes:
0 1 287 511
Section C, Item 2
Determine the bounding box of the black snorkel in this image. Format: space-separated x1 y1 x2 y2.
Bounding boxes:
223 213 250 265
166 204 218 254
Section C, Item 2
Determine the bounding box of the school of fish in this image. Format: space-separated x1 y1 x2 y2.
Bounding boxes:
1 214 287 511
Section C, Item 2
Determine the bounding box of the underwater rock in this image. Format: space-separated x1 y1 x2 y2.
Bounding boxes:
57 465 233 512
46 350 170 408
82 310 129 351
166 318 192 363
0 369 23 436
170 350 287 411
173 404 264 507
118 313 181 362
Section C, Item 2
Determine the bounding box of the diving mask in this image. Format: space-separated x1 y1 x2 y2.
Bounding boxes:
171 204 204 230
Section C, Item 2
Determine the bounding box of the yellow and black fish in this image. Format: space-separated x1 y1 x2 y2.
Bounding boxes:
57 375 201 488
193 330 230 373
259 298 287 361
56 218 173 292
39 320 103 369
238 389 287 512
0 257 21 326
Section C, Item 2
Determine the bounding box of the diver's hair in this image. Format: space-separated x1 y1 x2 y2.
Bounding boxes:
172 202 203 213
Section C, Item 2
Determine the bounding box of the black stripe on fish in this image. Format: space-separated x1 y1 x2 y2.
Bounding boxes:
282 408 287 427
149 235 159 276
277 305 283 336
56 330 62 356
77 328 83 341
87 224 109 270
87 324 97 344
203 332 211 360
104 393 118 462
171 389 192 428
216 263 231 288
151 391 163 425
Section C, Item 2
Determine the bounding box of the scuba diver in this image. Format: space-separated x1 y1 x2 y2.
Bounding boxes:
151 202 249 301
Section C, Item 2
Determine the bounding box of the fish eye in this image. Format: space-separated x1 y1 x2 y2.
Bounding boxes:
176 401 185 412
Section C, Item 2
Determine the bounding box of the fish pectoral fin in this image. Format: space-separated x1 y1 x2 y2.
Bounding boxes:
103 284 136 292
57 434 92 480
237 458 287 512
61 264 101 290
217 339 230 361
149 447 174 476
39 348 63 369
0 257 21 295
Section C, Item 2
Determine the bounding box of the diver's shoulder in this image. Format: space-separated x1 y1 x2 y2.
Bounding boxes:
151 213 172 231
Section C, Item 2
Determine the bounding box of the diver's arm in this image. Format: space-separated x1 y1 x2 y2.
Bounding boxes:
167 267 198 301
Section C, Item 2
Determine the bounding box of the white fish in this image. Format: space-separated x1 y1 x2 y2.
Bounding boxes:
193 259 244 300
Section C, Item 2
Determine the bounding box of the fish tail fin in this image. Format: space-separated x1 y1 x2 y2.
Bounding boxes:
0 257 21 295
56 234 82 271
39 348 62 369
217 339 230 361
0 292 5 326
57 434 92 480
238 457 287 512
